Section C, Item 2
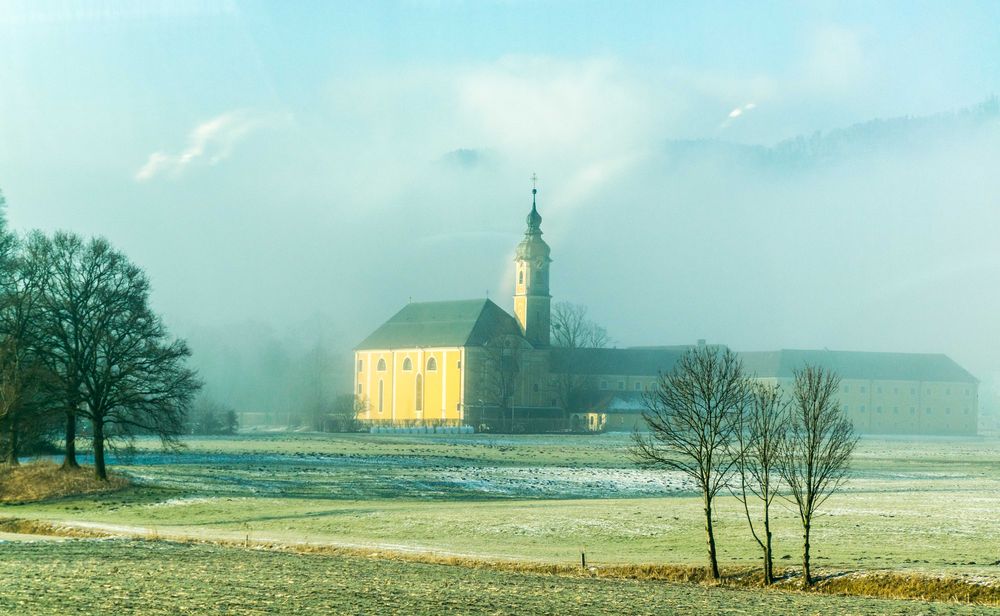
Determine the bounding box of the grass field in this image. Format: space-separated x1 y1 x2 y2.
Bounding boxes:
2 432 999 612
0 540 995 616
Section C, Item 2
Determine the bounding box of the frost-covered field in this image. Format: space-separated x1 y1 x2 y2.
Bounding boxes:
9 433 1000 576
114 452 694 499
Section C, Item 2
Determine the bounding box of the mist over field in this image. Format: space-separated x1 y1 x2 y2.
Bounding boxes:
3 2 1000 416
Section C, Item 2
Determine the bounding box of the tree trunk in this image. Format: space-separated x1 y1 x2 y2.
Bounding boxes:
763 523 774 585
4 420 18 467
92 418 107 481
802 520 812 587
704 498 721 580
62 411 79 469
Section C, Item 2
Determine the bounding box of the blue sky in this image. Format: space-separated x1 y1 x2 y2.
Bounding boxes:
3 1 1000 389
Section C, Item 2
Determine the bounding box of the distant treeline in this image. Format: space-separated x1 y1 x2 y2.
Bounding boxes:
182 320 353 430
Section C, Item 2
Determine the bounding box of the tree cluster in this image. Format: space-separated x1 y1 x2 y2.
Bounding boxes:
551 302 609 423
188 397 238 435
0 192 202 480
632 345 857 587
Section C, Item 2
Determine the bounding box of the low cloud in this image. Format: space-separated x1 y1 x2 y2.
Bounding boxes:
135 110 286 182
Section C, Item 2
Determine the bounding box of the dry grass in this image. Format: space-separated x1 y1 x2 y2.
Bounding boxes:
0 461 129 504
0 517 112 538
815 570 1000 605
4 516 996 608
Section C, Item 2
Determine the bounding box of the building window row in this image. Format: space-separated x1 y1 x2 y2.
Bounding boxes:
373 356 441 373
839 385 974 398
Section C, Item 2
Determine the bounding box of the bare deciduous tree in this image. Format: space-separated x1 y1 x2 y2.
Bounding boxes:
551 302 609 349
0 232 56 465
0 342 28 465
631 346 748 580
551 302 607 423
478 333 524 432
36 232 102 469
39 233 202 479
731 381 789 585
778 365 857 587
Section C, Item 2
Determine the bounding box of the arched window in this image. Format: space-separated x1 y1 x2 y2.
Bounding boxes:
426 357 437 371
415 374 423 412
518 270 524 284
376 358 386 372
378 380 384 414
402 357 413 371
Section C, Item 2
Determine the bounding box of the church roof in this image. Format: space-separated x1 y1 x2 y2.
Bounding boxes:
549 347 690 376
549 347 977 384
740 349 978 384
355 299 524 350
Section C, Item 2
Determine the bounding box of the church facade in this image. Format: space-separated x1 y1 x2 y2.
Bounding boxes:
354 189 979 435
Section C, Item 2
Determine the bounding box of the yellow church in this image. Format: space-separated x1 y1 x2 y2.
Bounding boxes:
354 186 556 429
354 187 980 435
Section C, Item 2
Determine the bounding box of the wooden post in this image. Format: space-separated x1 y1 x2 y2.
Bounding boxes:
581 552 587 569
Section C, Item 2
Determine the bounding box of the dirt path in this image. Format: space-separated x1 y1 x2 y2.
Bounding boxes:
0 530 66 542
36 518 527 561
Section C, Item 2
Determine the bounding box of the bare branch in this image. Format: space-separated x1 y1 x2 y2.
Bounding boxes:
628 345 749 580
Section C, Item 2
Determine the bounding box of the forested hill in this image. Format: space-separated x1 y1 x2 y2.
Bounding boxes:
661 98 1000 170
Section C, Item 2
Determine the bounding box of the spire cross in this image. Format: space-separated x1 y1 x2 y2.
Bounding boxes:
530 172 538 210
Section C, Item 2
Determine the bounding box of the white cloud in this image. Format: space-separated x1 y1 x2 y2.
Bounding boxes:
135 110 286 182
720 102 757 128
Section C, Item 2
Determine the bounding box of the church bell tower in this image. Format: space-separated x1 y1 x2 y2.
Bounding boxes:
513 179 552 347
